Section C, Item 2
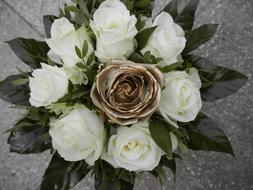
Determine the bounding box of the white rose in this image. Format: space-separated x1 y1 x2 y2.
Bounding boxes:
102 122 162 172
90 0 138 62
158 68 202 125
46 17 94 67
29 63 68 107
141 12 186 67
49 105 105 165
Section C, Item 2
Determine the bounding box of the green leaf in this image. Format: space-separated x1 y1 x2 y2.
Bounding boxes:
75 46 82 58
7 119 51 154
40 153 91 190
129 52 143 63
161 156 176 182
183 24 218 54
150 164 166 184
158 62 183 72
184 113 234 156
135 0 151 9
136 26 157 50
124 0 134 11
82 40 89 57
43 15 58 38
163 0 178 19
187 55 248 101
11 78 29 85
87 62 99 85
95 174 134 190
6 38 49 69
78 0 90 16
87 52 95 65
143 51 152 63
64 5 82 14
149 120 173 159
175 0 199 34
0 74 30 105
94 160 135 190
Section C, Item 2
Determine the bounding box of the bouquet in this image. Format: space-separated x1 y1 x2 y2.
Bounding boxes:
0 0 248 189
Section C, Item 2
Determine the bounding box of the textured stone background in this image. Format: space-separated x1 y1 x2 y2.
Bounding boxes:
0 0 252 189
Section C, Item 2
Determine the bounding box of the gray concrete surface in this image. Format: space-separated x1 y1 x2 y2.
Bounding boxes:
0 0 252 189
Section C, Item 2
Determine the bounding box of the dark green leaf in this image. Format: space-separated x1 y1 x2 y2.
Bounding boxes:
76 62 87 69
87 62 99 85
183 24 218 54
6 38 49 69
129 52 143 63
7 120 51 154
0 74 30 105
124 0 134 11
43 15 58 38
175 0 199 34
163 0 178 19
161 156 176 182
184 113 234 156
187 55 248 101
158 62 183 72
143 51 152 63
154 165 166 184
135 19 146 31
82 40 89 57
94 160 135 190
136 26 157 50
149 120 173 159
87 52 95 65
135 0 151 8
95 174 134 190
75 46 82 58
40 153 91 190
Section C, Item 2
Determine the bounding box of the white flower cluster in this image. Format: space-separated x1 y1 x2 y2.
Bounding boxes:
28 0 202 171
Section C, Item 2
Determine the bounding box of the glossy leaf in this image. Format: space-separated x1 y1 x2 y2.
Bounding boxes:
43 15 58 38
40 153 91 190
187 55 248 101
183 24 218 54
175 0 199 34
7 119 51 154
163 0 178 19
184 113 234 156
6 38 49 69
0 74 30 105
149 120 173 159
136 26 157 50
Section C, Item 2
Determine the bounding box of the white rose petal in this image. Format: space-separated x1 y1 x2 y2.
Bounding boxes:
49 105 105 165
90 0 138 62
159 68 202 124
102 122 162 172
46 17 94 68
29 63 68 107
141 12 186 67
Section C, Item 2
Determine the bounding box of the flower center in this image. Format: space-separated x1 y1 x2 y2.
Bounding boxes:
123 140 150 153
